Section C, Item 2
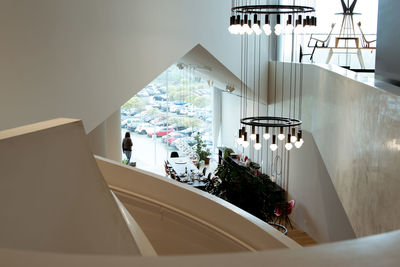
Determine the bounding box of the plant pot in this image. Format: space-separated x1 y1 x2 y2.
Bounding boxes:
204 157 210 165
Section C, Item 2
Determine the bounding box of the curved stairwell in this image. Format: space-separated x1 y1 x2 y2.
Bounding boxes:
95 156 300 255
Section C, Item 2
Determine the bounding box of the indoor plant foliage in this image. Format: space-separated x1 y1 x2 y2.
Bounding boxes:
193 132 211 163
205 158 283 222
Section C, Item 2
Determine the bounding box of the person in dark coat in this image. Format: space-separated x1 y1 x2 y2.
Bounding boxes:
122 132 133 164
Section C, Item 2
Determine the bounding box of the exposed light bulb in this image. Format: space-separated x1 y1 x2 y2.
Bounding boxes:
237 129 243 145
285 142 293 151
285 24 294 33
243 23 252 35
232 24 240 35
295 25 303 34
263 24 272 36
278 127 285 141
291 128 297 143
254 134 261 150
242 141 250 148
250 126 256 141
252 22 262 35
275 15 282 36
295 139 304 148
254 143 262 150
242 131 249 148
270 135 278 151
270 143 278 151
239 25 246 35
228 25 234 34
285 15 294 34
237 137 243 145
274 25 283 36
295 130 304 148
263 133 271 140
286 133 293 150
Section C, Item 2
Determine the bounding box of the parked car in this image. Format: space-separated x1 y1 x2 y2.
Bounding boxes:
153 94 167 101
135 123 153 135
179 127 197 136
147 126 175 137
161 132 185 144
177 108 188 115
172 125 187 131
121 118 134 128
136 90 149 97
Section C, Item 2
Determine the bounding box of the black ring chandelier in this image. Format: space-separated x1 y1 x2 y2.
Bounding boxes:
232 0 311 152
237 117 304 152
229 1 317 36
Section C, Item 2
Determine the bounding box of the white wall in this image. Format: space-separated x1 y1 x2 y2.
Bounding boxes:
88 109 122 162
0 119 139 254
0 0 260 133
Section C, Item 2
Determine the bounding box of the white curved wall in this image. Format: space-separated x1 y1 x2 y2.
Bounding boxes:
0 0 267 133
95 156 300 254
0 119 139 254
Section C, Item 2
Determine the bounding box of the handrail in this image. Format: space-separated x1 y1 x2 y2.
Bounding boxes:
110 185 255 251
110 191 157 256
95 156 300 251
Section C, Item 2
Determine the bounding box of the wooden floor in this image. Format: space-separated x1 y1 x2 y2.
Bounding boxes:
286 222 317 246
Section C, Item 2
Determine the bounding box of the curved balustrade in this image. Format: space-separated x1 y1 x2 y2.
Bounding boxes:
95 156 300 255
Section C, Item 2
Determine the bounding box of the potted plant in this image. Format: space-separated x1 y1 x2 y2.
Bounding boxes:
193 132 211 165
204 158 284 222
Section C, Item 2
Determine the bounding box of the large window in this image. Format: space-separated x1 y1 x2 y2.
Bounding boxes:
282 0 378 70
121 65 214 175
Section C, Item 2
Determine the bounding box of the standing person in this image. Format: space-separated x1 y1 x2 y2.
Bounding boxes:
122 132 133 165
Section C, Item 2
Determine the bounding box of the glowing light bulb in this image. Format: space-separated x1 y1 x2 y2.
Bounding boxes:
237 137 243 145
242 141 250 148
295 138 304 148
239 25 246 35
263 133 271 140
285 142 293 151
252 23 262 35
270 135 278 151
237 129 243 145
295 24 303 34
228 25 234 34
270 143 278 151
250 134 257 141
278 127 285 141
263 24 272 36
243 23 251 34
251 23 259 32
231 24 239 35
254 134 261 150
285 24 294 33
286 134 293 150
274 24 283 36
291 128 297 143
274 15 282 36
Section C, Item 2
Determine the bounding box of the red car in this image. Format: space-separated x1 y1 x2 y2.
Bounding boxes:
147 126 174 137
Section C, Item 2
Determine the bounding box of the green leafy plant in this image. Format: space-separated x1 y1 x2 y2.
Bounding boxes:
223 148 234 160
193 132 211 161
204 158 284 222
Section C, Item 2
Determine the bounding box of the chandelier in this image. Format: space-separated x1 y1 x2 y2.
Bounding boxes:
230 1 315 153
229 0 317 36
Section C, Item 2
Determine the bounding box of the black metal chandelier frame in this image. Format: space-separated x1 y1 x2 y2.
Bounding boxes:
232 4 315 15
240 116 302 128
